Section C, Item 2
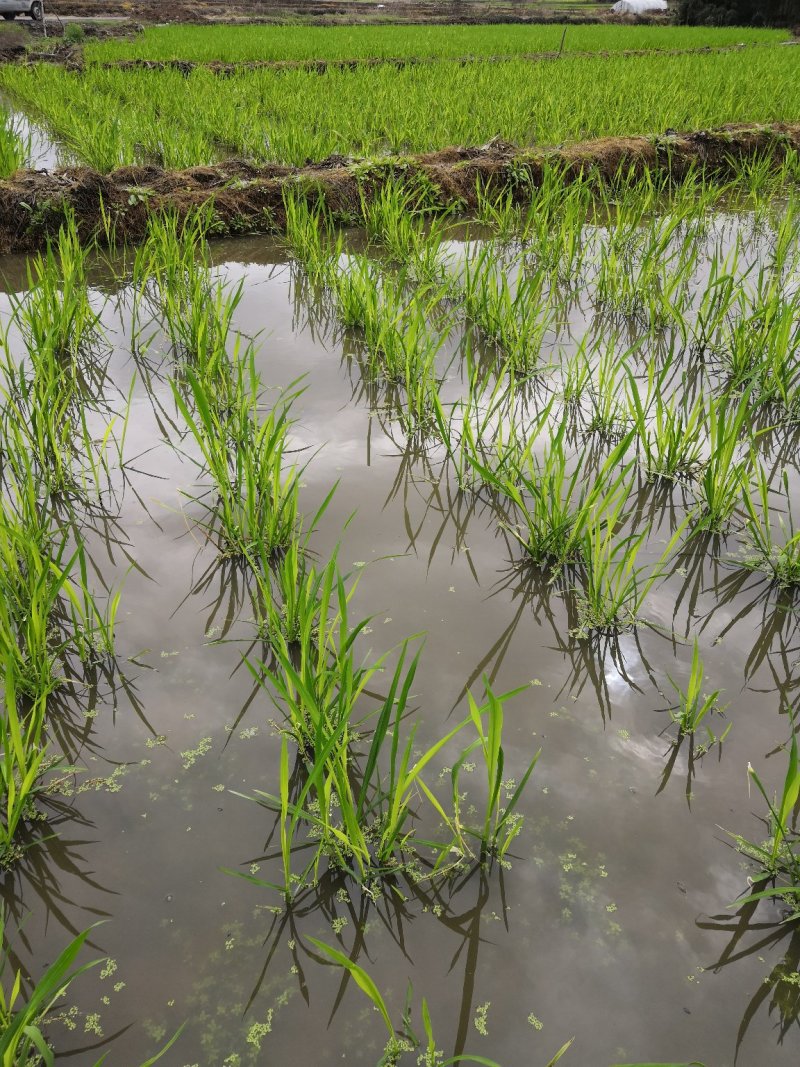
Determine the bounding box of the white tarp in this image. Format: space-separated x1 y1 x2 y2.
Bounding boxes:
611 0 668 12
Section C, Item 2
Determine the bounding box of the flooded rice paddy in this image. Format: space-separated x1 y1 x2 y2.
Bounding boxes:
1 206 800 1067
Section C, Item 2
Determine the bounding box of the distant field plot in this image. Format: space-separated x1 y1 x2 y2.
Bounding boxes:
84 22 790 64
1 45 798 170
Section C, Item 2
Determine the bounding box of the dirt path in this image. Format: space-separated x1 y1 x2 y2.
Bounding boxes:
0 122 796 255
80 40 781 75
40 0 614 26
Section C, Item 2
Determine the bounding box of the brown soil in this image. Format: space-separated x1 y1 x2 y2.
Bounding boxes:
0 122 796 255
79 40 769 75
0 25 31 62
42 0 617 26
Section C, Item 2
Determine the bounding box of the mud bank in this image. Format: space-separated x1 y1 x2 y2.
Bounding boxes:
80 40 773 75
7 39 778 73
0 122 797 254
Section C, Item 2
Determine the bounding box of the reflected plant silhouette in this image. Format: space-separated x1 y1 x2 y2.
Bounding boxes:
729 727 800 921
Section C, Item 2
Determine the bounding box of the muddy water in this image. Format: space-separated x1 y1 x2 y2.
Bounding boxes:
1 226 800 1067
0 95 62 171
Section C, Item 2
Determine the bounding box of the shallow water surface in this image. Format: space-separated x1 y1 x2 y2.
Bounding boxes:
1 224 799 1067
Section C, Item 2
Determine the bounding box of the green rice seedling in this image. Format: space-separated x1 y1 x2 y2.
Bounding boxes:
504 434 632 574
360 179 451 284
466 416 635 578
238 582 532 892
764 346 800 424
689 242 745 359
132 209 206 304
360 179 417 253
0 674 48 869
0 488 118 698
256 538 321 645
67 540 121 665
0 339 123 502
239 587 393 889
597 186 704 328
754 292 800 418
4 46 799 171
769 195 800 281
593 197 646 306
473 181 524 244
583 342 635 443
573 498 685 638
11 212 102 361
431 355 510 490
449 683 540 861
0 112 28 178
461 245 554 378
172 351 301 559
359 656 477 872
0 918 102 1066
0 346 80 499
519 166 593 288
330 254 381 329
0 489 67 700
388 303 456 438
729 150 788 211
395 350 441 438
663 164 723 224
666 638 729 742
156 258 242 369
716 262 800 405
284 188 342 287
0 913 184 1066
308 938 509 1066
238 569 381 890
559 343 592 410
737 466 800 590
692 394 751 533
173 274 244 371
132 208 231 361
406 217 453 289
83 23 789 64
730 728 800 921
249 616 467 887
361 289 419 384
719 292 775 398
360 281 452 405
357 270 406 378
629 362 705 482
596 207 697 329
250 496 338 644
260 555 362 757
573 514 649 638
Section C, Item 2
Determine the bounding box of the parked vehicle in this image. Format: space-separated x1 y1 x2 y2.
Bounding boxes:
0 1 44 21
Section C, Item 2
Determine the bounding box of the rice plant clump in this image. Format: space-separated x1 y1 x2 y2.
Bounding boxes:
666 638 729 744
692 395 751 533
572 500 685 639
0 111 29 178
173 348 302 560
12 213 102 362
731 730 800 922
736 467 800 590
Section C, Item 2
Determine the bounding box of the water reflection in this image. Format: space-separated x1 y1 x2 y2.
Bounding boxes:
700 900 800 1060
0 211 799 1062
